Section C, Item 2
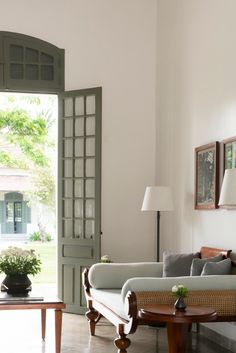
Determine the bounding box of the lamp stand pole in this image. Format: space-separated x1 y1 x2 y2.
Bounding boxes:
156 211 160 262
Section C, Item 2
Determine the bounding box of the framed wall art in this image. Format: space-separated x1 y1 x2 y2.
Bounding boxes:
194 142 219 209
222 136 236 172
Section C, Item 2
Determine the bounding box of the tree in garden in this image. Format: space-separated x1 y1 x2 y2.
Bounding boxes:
0 94 56 240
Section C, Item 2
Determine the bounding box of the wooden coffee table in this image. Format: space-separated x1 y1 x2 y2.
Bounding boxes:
139 304 217 353
0 294 65 353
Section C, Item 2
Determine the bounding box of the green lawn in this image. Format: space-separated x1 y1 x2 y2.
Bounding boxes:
0 241 56 285
24 242 56 283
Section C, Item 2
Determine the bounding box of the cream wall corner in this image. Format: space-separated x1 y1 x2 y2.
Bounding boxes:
157 0 236 339
157 0 236 256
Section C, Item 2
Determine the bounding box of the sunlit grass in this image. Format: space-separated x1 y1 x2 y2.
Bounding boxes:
0 241 56 284
24 242 56 283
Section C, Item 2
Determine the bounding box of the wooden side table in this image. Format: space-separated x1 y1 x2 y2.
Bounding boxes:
139 305 217 353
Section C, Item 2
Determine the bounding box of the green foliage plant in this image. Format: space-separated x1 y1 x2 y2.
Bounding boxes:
45 233 52 242
100 255 112 263
172 284 188 298
29 230 52 242
29 231 41 242
0 246 41 276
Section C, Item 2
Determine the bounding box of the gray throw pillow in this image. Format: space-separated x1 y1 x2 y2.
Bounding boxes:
190 254 223 276
162 252 200 277
201 258 232 276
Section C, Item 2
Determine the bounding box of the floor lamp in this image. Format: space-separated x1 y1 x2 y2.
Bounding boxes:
141 186 174 262
218 169 236 207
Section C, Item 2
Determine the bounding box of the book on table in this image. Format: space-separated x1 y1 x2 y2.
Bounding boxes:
0 294 44 302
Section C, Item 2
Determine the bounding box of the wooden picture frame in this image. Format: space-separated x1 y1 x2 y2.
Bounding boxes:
195 142 219 209
222 136 236 172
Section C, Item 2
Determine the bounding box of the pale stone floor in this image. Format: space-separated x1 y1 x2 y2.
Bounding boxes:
0 311 231 353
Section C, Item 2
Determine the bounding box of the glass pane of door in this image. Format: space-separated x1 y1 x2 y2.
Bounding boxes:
14 202 22 222
6 202 14 222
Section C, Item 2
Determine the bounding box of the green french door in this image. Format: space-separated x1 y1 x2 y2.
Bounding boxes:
58 87 102 314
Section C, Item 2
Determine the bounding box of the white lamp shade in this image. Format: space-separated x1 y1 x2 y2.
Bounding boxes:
218 169 236 206
141 186 174 211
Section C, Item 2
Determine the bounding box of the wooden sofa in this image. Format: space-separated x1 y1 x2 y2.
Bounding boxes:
83 247 236 353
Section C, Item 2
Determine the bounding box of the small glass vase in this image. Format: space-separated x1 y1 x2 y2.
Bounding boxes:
174 296 186 312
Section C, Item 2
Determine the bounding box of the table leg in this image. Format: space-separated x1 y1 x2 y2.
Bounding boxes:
167 323 188 353
41 309 46 341
55 309 63 353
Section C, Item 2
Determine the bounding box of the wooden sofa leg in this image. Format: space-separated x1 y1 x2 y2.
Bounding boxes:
85 308 100 336
114 334 131 353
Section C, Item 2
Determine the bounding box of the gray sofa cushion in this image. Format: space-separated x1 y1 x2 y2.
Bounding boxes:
89 262 164 289
163 252 199 277
190 254 223 276
201 258 232 276
121 274 236 302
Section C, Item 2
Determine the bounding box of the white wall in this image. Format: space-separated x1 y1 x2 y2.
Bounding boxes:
0 0 157 262
157 0 236 339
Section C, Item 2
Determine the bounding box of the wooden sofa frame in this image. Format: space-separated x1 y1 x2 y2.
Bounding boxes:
83 246 236 353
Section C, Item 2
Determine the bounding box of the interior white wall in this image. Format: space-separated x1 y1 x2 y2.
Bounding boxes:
0 0 157 262
157 0 236 339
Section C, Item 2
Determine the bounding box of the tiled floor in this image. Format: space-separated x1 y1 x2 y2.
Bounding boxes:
0 311 232 353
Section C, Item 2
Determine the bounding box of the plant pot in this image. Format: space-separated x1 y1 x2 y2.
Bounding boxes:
174 296 186 312
2 274 32 294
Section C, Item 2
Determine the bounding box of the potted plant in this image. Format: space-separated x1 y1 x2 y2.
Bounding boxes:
172 284 188 311
100 255 112 263
0 246 41 294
